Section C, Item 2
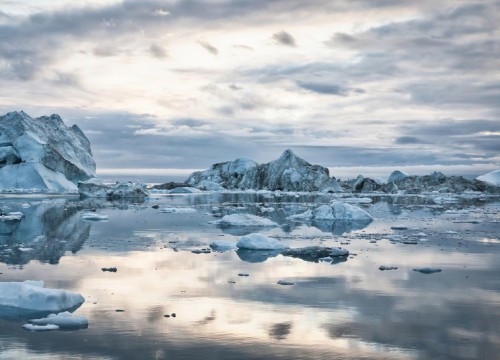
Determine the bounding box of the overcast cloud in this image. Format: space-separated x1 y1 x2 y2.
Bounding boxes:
0 0 498 179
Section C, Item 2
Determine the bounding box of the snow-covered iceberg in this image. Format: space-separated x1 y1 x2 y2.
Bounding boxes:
0 111 95 192
187 149 342 192
0 281 85 318
236 233 288 250
477 170 500 186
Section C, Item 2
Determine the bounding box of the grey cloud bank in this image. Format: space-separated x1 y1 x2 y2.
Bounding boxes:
0 0 498 179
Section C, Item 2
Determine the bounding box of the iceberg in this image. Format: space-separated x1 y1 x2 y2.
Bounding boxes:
0 111 95 192
236 233 288 250
295 202 372 221
477 170 500 186
0 281 85 315
78 179 149 200
209 239 238 250
388 170 410 183
187 149 342 192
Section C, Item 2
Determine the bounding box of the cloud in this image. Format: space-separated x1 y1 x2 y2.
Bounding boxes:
149 43 167 59
297 81 364 96
197 40 218 55
272 31 296 46
394 136 429 145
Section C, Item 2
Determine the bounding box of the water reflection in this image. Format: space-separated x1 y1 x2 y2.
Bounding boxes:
0 200 90 265
0 193 498 360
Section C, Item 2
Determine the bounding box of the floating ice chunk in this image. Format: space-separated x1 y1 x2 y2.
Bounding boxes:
379 266 398 271
277 280 294 286
209 240 237 251
0 281 85 312
330 247 349 257
0 211 24 221
476 170 500 186
29 311 88 329
342 197 373 204
81 212 108 221
22 324 60 331
236 233 289 250
160 207 197 213
413 267 442 274
212 214 278 227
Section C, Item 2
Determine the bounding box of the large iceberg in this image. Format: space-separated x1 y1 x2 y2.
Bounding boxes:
0 281 85 317
186 149 342 192
0 111 95 192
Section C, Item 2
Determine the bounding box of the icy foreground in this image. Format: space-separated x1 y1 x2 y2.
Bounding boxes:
0 111 95 192
187 149 342 192
0 281 85 312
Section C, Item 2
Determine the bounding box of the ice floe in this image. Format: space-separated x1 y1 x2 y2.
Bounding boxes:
236 233 289 250
0 211 24 221
160 207 197 213
22 324 59 331
0 280 85 312
29 311 88 329
81 212 108 221
211 214 278 227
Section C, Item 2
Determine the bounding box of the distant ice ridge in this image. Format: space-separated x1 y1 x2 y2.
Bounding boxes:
78 178 149 200
0 111 95 192
477 170 500 186
186 149 342 192
0 280 85 312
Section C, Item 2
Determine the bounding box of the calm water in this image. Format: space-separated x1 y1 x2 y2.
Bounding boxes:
0 192 499 360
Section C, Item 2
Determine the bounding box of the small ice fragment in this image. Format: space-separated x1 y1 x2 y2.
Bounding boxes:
391 226 408 230
101 267 117 272
238 273 249 277
379 266 398 271
413 267 442 274
277 280 294 286
81 213 108 221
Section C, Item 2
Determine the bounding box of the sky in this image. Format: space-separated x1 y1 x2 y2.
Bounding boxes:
0 0 499 180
